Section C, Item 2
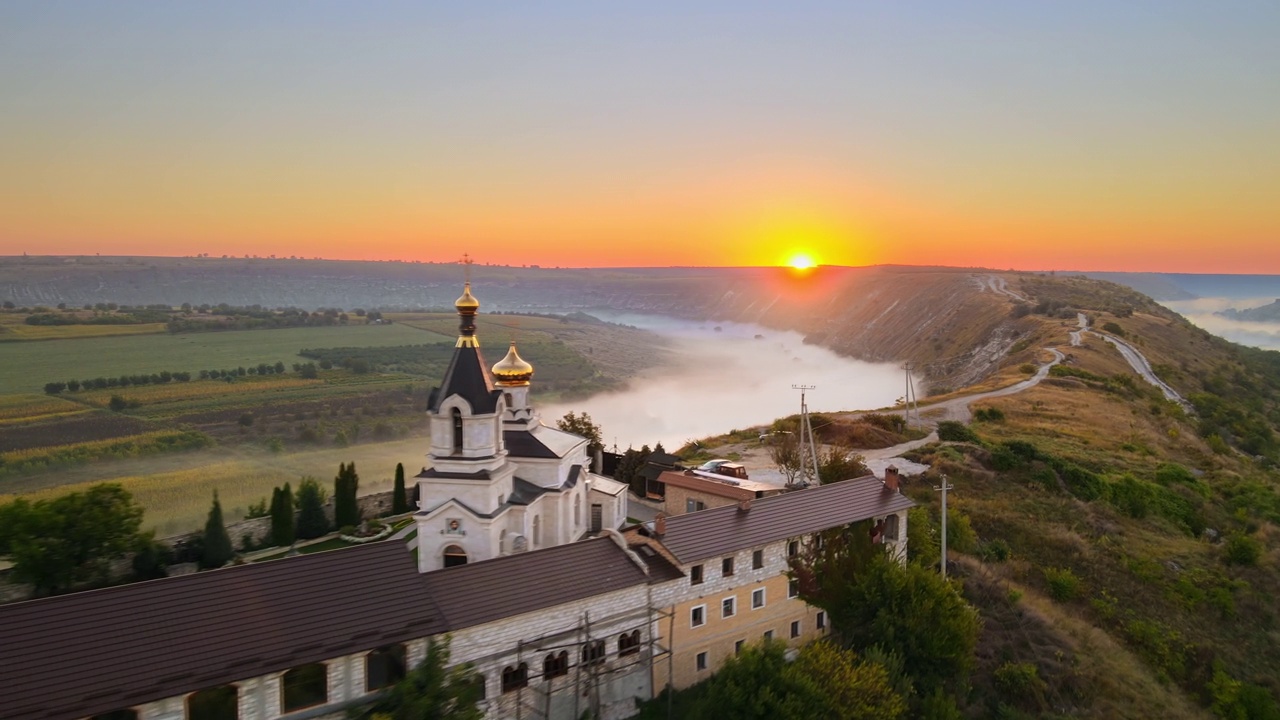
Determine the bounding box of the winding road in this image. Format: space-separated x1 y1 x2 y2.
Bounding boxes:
1072 313 1191 411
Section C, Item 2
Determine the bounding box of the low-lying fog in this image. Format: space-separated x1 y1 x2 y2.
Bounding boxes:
1161 298 1280 352
542 313 909 451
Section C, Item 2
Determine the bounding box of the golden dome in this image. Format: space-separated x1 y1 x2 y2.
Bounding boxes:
455 282 480 314
492 341 534 386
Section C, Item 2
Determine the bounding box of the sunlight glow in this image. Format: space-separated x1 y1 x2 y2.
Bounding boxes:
787 253 816 270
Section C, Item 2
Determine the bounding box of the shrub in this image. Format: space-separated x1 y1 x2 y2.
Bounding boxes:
1019 363 1037 374
1107 474 1152 519
1224 535 1262 567
973 407 1005 422
946 508 978 554
108 395 128 412
1102 321 1125 336
1043 567 1080 601
978 538 1011 563
937 421 980 443
993 662 1044 699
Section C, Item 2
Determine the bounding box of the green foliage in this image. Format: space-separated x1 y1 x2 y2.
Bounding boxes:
993 662 1046 705
1108 474 1153 519
978 538 1011 563
353 636 483 720
296 477 330 540
1224 535 1262 567
914 689 963 720
1043 567 1081 602
973 407 1005 422
4 484 146 594
937 421 980 443
906 507 940 569
270 483 295 547
108 395 128 412
818 445 871 485
245 496 270 519
1049 365 1105 382
556 410 604 452
200 492 234 569
393 462 409 514
1102 322 1126 336
946 507 978 554
131 533 173 581
334 462 361 529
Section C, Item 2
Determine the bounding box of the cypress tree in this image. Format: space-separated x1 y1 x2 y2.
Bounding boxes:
334 462 360 528
393 463 408 514
200 491 234 569
296 477 329 539
271 483 294 547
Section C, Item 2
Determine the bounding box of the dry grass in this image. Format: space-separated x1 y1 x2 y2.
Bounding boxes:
0 394 87 424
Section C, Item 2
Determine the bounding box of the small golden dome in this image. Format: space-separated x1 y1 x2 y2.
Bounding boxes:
455 282 480 314
492 341 534 386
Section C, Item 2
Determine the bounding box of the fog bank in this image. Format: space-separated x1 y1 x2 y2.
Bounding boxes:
1161 298 1280 352
543 313 909 451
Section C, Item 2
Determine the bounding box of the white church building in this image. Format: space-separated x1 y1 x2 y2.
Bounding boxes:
412 280 629 571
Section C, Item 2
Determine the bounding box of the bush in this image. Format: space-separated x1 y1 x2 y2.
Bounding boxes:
1224 535 1262 567
108 395 128 412
1107 474 1152 519
946 508 978 554
973 407 1005 422
993 662 1045 700
1043 567 1081 601
937 421 980 443
1102 322 1125 336
978 538 1011 563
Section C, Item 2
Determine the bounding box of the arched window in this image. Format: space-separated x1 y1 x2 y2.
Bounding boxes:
574 496 581 527
618 630 641 657
451 408 463 453
443 544 468 568
499 529 508 554
281 663 328 713
532 515 541 548
581 639 606 666
501 663 528 693
366 644 407 692
884 514 900 541
504 392 513 408
543 650 569 679
90 710 138 720
188 685 238 720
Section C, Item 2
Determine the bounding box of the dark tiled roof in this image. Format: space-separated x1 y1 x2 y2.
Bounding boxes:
0 541 443 720
419 467 494 480
658 476 915 563
422 537 675 630
657 470 754 501
646 452 682 467
509 477 552 505
429 344 501 413
503 429 559 458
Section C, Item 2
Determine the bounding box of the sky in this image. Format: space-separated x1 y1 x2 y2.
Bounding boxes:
1 1 1277 272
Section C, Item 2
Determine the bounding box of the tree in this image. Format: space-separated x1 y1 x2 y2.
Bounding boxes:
44 381 66 395
6 484 146 594
271 483 295 547
131 533 173 581
818 444 871 485
393 463 409 514
767 432 804 486
556 411 603 453
200 492 234 569
334 462 360 529
354 636 483 720
791 536 981 693
296 477 330 539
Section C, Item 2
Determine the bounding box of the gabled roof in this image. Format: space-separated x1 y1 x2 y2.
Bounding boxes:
509 477 552 505
0 541 444 720
421 536 680 631
428 344 501 414
656 476 915 564
504 429 559 458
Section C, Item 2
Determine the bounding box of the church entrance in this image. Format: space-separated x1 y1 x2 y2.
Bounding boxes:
443 544 468 568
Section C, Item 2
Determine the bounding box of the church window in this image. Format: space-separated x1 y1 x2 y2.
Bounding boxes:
473 673 487 699
618 630 641 657
90 711 138 720
884 514 900 541
504 392 513 407
451 408 463 453
443 544 468 568
581 639 607 666
532 515 541 547
574 496 581 526
499 529 508 554
590 503 603 533
187 684 238 720
501 663 528 693
365 644 407 692
281 663 328 713
544 650 569 679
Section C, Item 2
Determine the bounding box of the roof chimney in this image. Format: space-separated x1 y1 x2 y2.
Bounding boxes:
737 497 752 513
883 465 900 492
654 512 667 536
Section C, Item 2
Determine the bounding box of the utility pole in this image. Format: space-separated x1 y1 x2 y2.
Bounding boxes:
792 384 819 486
934 474 953 579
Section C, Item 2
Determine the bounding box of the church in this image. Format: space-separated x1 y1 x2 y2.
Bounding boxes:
412 280 628 570
0 278 914 720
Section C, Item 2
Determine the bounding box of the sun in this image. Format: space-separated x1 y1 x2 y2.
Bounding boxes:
787 253 816 270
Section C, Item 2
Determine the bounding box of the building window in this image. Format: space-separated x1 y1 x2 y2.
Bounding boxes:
722 556 735 577
281 663 328 713
690 564 703 585
686 498 706 513
582 639 607 665
752 588 766 609
696 652 708 671
790 621 801 638
366 644 407 692
473 673 487 700
734 640 744 656
884 513 900 541
787 540 799 557
788 579 799 598
501 663 528 693
752 549 764 569
443 544 467 568
188 685 238 720
532 515 541 547
691 605 706 628
721 596 736 619
451 407 463 452
590 503 603 532
763 630 773 642
618 630 641 657
544 651 569 679
91 711 138 720
816 612 826 630
574 497 581 526
499 529 507 554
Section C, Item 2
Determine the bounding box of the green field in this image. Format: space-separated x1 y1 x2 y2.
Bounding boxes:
0 323 442 394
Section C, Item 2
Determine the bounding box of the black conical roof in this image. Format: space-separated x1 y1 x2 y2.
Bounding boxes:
428 343 502 414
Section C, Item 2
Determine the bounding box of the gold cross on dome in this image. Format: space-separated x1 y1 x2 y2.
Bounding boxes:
461 253 473 282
